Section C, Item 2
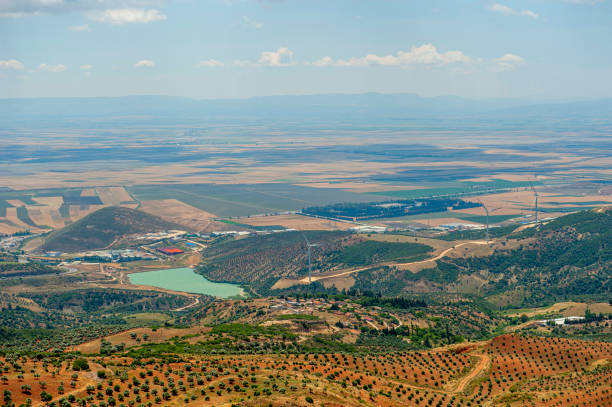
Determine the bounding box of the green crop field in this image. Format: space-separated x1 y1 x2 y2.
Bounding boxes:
16 206 39 228
373 180 542 200
129 183 378 217
0 201 12 218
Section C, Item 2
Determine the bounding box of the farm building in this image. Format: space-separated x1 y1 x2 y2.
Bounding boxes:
157 247 185 256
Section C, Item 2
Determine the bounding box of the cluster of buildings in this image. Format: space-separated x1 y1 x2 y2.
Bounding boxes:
437 223 485 231
348 225 387 233
210 228 297 237
534 316 586 326
0 233 38 251
71 249 155 263
134 230 188 241
157 247 185 256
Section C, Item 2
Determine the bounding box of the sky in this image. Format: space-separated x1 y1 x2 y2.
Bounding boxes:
0 0 611 100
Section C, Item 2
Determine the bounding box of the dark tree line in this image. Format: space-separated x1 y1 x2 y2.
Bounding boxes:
302 198 480 220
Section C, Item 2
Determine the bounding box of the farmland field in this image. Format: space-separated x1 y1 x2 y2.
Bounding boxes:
1 89 612 407
3 3 612 405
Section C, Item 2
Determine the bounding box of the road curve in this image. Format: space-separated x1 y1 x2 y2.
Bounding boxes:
300 240 490 283
394 240 489 266
173 296 200 311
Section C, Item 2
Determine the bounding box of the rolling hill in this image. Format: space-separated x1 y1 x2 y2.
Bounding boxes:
40 206 184 252
353 207 612 306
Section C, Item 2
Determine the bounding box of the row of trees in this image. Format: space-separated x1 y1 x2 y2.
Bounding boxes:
302 198 480 220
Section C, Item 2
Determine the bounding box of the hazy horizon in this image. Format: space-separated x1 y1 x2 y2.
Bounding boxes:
1 91 610 104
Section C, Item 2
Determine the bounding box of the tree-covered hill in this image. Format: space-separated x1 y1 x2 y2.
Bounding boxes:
197 231 433 294
40 206 184 252
382 207 612 306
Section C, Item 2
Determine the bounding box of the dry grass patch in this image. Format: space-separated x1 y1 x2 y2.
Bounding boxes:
239 213 353 231
139 199 216 231
74 326 210 354
96 186 134 205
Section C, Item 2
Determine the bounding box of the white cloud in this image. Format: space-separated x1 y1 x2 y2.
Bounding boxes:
0 59 24 70
233 59 253 67
242 15 263 29
488 3 514 15
37 63 66 72
0 1 169 17
311 56 335 67
134 59 155 68
68 23 90 31
80 64 93 70
488 3 538 18
521 10 539 18
310 44 472 68
196 59 224 68
259 47 295 67
89 8 166 24
494 54 525 71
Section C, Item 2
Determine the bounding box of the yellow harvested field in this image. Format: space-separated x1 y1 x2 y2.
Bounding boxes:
5 199 25 207
140 199 216 231
32 196 64 208
239 214 353 231
0 222 22 235
24 205 61 228
4 207 31 229
69 204 105 221
464 190 612 216
80 188 97 196
96 186 133 205
481 149 564 158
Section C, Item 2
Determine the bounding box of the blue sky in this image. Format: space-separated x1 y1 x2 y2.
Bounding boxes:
1 0 611 99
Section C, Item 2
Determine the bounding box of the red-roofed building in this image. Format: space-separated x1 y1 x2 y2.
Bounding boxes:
157 247 184 256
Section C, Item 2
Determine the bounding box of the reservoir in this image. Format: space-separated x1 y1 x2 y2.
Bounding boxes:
128 267 244 298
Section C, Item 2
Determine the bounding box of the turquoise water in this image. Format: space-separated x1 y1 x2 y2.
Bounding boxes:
128 267 244 298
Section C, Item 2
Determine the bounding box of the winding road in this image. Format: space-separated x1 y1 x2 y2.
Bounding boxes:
394 240 489 267
298 240 490 284
173 296 200 311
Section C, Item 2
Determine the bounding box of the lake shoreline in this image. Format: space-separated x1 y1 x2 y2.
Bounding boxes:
127 267 244 299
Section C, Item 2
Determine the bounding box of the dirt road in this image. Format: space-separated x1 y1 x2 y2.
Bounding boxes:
298 240 490 283
173 296 200 311
298 266 372 283
394 240 489 267
454 353 490 393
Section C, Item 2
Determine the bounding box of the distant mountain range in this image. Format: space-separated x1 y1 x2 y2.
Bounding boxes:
1 93 611 128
